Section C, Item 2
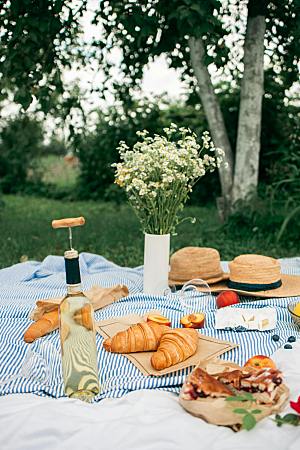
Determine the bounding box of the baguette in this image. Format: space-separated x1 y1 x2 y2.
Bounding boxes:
24 310 59 343
24 285 129 343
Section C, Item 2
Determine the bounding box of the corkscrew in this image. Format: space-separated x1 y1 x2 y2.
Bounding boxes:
52 216 85 250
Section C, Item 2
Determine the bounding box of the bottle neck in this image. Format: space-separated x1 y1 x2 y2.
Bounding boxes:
64 254 81 286
67 283 83 295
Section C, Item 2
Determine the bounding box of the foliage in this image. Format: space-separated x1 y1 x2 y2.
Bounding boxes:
76 97 225 203
36 154 80 200
76 98 165 200
43 138 68 156
95 0 227 97
1 194 299 270
76 81 297 205
94 0 299 210
114 125 223 234
226 393 262 431
224 190 300 249
0 0 87 112
0 116 44 193
3 1 297 109
273 394 300 427
94 1 299 99
274 413 300 427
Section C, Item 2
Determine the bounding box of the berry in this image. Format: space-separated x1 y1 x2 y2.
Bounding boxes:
284 344 293 349
288 336 296 343
272 334 280 342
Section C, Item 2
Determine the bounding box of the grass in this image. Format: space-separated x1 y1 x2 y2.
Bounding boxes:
0 195 299 269
39 155 80 190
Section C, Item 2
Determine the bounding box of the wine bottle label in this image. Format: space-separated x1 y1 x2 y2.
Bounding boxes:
65 256 81 285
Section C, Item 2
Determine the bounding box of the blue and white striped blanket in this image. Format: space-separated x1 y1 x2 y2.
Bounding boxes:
0 253 299 401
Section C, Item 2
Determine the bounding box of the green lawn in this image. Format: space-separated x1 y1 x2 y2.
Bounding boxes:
0 195 298 269
39 155 80 190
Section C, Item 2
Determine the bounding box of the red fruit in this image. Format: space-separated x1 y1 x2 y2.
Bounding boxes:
216 290 239 309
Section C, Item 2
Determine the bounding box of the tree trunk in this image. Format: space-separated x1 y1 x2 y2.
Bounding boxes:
189 36 234 219
231 1 266 205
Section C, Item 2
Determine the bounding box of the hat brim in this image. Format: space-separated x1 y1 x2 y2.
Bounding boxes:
168 272 229 287
195 273 300 298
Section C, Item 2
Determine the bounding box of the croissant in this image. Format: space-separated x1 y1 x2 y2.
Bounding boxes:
151 328 198 371
103 321 168 353
24 310 59 343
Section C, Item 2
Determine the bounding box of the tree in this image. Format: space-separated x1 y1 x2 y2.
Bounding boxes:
0 0 87 114
95 0 299 216
0 115 44 193
0 1 299 215
231 0 267 204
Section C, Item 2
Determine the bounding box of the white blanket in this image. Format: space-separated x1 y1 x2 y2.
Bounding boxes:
1 341 300 450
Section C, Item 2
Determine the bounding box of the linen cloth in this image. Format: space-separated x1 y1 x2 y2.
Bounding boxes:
0 254 300 402
1 340 300 450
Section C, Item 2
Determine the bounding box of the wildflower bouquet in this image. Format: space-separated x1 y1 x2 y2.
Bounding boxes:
113 124 224 235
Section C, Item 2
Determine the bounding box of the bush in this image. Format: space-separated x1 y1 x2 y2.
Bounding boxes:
76 86 299 205
76 97 222 203
0 115 44 193
42 137 67 156
77 99 165 200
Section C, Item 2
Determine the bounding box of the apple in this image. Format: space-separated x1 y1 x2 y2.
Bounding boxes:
216 290 240 309
244 355 277 370
180 313 205 329
147 314 171 327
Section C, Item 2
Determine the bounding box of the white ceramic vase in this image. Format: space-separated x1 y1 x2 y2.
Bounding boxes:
143 233 170 296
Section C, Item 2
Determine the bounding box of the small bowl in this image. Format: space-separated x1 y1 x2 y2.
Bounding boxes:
287 302 300 328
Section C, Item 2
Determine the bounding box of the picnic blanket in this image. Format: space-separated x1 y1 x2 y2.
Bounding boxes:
0 253 299 402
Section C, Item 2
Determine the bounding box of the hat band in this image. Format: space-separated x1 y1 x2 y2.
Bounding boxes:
227 279 282 292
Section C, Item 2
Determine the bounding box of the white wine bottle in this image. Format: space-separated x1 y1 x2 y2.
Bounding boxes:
59 249 100 401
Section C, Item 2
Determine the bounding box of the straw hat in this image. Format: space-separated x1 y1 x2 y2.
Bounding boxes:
199 254 300 298
168 247 228 286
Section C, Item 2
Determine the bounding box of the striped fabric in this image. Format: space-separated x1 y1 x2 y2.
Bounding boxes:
0 253 299 402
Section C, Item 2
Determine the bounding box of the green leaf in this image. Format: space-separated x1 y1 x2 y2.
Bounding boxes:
273 413 300 427
273 414 285 427
226 395 247 402
242 392 255 401
242 414 257 431
282 414 300 426
233 408 248 415
251 409 262 415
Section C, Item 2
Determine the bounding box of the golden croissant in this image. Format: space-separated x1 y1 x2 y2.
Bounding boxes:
151 328 198 370
103 321 168 353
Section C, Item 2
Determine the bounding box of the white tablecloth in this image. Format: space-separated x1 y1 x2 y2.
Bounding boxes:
1 341 300 450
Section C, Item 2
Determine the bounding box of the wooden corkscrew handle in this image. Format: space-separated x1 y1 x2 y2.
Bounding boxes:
52 217 85 229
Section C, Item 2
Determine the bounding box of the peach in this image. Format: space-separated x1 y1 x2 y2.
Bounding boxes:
147 314 171 327
216 290 240 309
180 313 205 329
244 355 277 370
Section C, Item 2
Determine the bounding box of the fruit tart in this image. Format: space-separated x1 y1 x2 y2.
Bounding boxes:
179 361 289 428
181 368 233 400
